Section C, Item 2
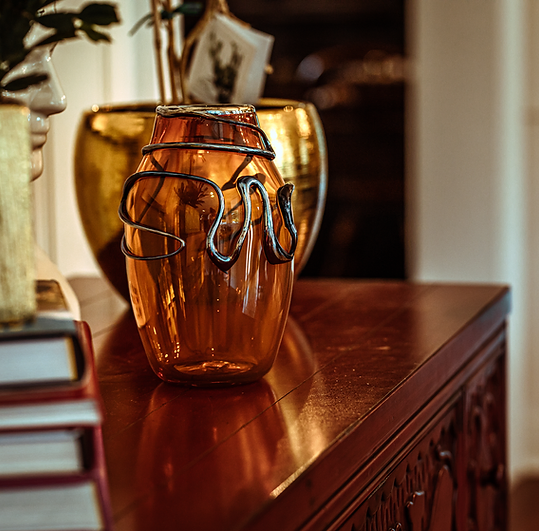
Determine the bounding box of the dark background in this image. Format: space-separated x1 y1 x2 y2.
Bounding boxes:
189 0 406 279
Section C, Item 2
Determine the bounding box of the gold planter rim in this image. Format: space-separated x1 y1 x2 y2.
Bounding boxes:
85 98 317 115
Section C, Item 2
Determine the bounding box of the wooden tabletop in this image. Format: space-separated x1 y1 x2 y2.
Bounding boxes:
70 277 510 531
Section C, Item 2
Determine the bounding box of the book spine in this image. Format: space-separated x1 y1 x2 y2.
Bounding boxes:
0 320 113 529
0 321 104 414
0 415 112 529
92 425 114 531
0 427 113 530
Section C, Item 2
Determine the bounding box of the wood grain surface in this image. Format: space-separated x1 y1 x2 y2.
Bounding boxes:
71 277 509 531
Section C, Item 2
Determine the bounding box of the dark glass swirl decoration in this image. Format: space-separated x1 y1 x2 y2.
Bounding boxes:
119 109 297 273
117 104 298 386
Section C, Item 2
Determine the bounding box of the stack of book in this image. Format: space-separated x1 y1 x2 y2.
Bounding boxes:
0 280 112 531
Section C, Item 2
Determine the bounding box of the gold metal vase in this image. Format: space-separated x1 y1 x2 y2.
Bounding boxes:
74 99 327 300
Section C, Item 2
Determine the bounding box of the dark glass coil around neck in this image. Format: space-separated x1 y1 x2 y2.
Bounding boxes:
149 104 269 155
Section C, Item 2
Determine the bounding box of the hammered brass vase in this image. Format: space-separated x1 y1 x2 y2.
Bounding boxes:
74 99 327 300
256 99 327 274
74 103 156 300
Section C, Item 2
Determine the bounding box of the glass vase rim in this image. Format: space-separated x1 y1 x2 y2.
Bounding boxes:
156 104 256 118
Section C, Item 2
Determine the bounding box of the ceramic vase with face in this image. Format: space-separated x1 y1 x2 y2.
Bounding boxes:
0 43 67 323
2 46 67 180
119 104 297 386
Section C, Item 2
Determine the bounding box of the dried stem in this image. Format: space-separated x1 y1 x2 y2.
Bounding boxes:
164 0 179 103
217 0 230 15
151 0 166 102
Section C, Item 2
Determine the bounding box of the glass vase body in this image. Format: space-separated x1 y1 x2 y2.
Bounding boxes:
74 99 327 301
121 105 295 386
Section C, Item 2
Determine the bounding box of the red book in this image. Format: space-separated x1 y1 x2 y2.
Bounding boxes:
0 280 89 388
0 322 103 431
0 319 113 530
0 425 113 531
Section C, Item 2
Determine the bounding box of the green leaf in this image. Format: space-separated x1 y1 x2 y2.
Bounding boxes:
128 13 152 36
79 4 120 26
79 22 112 43
0 0 119 84
34 27 78 47
1 73 48 92
173 3 203 16
163 2 203 19
36 13 76 33
129 2 202 35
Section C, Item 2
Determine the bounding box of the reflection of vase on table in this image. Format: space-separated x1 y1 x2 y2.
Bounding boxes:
119 104 297 386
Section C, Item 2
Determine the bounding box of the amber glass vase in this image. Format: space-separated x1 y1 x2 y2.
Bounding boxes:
119 104 297 386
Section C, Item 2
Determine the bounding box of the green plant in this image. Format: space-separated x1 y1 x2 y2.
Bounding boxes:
129 1 201 36
131 1 203 104
0 0 120 93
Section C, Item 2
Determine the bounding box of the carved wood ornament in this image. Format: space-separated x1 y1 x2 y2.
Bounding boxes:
465 350 506 531
338 343 506 531
343 407 458 531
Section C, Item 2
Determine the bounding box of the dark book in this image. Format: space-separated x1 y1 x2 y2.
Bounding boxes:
0 427 86 477
0 426 113 531
0 321 103 430
0 280 84 387
0 311 112 530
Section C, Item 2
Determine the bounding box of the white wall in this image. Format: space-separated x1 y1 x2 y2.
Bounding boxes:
524 0 539 473
35 0 539 482
407 0 532 481
32 0 160 275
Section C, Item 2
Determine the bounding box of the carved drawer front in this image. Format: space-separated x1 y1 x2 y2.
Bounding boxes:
337 403 460 531
464 349 507 531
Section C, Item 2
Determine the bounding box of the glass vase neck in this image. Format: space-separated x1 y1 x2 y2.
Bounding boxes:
156 104 258 123
149 104 270 155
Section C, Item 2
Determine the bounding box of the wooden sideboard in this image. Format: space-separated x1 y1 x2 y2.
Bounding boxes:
71 278 510 531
